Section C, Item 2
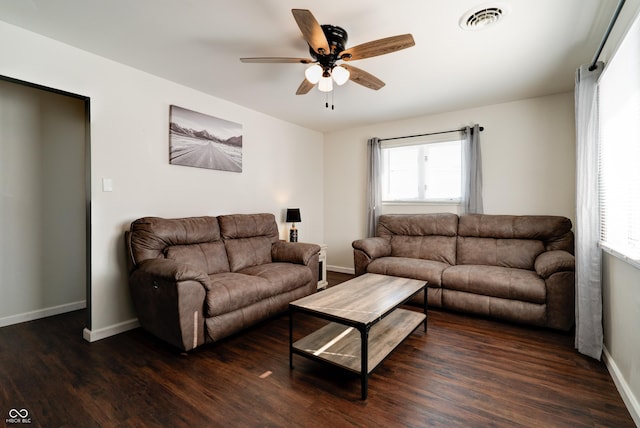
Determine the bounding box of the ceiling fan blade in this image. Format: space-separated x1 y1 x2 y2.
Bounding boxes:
340 34 415 61
292 9 330 55
240 57 313 64
341 64 385 90
296 79 315 95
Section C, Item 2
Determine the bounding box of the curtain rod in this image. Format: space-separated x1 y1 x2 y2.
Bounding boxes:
589 0 626 71
379 126 484 142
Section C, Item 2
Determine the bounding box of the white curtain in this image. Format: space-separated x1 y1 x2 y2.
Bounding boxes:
461 124 483 214
574 62 604 360
365 138 382 237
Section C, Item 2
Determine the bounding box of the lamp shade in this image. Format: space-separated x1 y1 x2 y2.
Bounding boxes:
318 75 333 92
332 65 350 85
304 64 323 84
286 208 301 223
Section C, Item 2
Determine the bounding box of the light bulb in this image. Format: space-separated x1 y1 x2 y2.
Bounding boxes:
304 64 322 84
318 76 333 92
332 65 350 85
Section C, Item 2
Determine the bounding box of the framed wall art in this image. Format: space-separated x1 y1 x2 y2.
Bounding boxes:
169 105 243 172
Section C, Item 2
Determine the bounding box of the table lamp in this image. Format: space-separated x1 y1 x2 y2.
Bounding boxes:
286 208 301 242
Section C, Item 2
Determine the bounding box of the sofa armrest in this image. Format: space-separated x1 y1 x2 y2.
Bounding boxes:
272 242 320 288
129 258 209 352
134 258 210 285
534 250 575 279
352 237 391 276
272 241 321 266
352 237 391 259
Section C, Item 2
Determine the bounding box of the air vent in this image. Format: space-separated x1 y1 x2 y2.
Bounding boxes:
460 4 510 30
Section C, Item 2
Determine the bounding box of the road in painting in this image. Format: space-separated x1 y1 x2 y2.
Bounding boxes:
170 133 242 172
169 105 242 172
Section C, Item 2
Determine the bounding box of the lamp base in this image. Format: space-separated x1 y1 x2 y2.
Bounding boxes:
289 226 298 242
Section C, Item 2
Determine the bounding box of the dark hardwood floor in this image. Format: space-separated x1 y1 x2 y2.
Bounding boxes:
0 272 634 427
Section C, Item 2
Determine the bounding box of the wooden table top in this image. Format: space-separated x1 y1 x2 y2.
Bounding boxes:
290 273 426 326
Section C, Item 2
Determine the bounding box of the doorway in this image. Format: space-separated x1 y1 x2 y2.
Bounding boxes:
0 76 90 329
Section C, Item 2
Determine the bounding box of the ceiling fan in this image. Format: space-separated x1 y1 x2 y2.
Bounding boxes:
240 9 415 96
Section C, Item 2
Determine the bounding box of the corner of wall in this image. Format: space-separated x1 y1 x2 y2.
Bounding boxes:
83 318 140 343
603 346 640 426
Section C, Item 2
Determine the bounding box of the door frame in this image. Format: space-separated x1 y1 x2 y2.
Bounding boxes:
0 75 92 330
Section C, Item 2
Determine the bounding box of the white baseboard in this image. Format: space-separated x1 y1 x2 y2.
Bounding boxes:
83 318 140 343
327 265 355 275
603 346 640 426
0 300 86 328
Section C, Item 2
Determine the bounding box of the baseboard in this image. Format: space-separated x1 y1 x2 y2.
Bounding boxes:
603 345 640 426
83 318 140 343
0 300 86 328
327 265 355 275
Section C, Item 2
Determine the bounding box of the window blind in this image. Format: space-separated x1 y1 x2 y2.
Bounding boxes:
598 10 640 260
381 134 463 203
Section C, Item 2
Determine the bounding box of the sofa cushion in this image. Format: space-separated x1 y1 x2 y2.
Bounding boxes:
367 256 449 286
238 262 313 293
377 213 458 265
218 213 279 241
443 265 546 304
205 272 272 317
458 214 571 239
389 236 457 265
129 216 221 265
218 213 280 271
456 237 544 270
377 213 459 237
458 214 574 253
165 242 230 275
205 263 311 318
224 237 273 272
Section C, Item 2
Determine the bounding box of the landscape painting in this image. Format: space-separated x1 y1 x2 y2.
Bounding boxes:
169 105 243 172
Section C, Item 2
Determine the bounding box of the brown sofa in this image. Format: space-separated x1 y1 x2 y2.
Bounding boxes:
352 213 575 330
125 213 320 351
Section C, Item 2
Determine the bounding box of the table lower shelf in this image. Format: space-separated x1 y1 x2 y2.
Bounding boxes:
292 308 425 373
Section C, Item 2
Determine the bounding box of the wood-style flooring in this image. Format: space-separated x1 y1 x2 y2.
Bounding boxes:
0 272 634 427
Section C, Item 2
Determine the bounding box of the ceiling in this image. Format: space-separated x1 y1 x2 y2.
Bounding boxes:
0 0 618 132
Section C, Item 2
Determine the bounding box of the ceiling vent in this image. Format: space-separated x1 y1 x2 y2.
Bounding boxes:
460 4 509 30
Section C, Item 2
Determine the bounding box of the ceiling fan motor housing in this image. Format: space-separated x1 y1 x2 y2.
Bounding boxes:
309 24 348 69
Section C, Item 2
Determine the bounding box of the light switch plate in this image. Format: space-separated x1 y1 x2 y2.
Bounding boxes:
102 178 113 192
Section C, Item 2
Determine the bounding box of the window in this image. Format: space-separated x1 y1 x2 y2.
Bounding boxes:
598 11 640 262
381 137 462 203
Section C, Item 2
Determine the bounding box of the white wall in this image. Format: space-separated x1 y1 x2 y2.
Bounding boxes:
602 253 640 424
0 80 86 325
0 21 323 339
324 92 576 271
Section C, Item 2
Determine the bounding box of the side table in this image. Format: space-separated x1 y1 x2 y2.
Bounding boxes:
318 244 328 290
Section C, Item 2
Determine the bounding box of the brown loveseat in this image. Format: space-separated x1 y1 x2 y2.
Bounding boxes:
352 213 575 330
125 213 320 351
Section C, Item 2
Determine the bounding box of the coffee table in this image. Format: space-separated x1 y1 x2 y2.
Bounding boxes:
289 273 427 399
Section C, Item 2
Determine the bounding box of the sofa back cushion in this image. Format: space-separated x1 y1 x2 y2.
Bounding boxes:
129 216 225 270
456 237 544 269
218 213 279 271
377 213 458 265
457 214 574 269
164 242 230 275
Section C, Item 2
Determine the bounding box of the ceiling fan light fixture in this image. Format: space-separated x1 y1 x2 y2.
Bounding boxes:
304 64 323 84
331 65 350 85
318 75 333 92
241 9 414 98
